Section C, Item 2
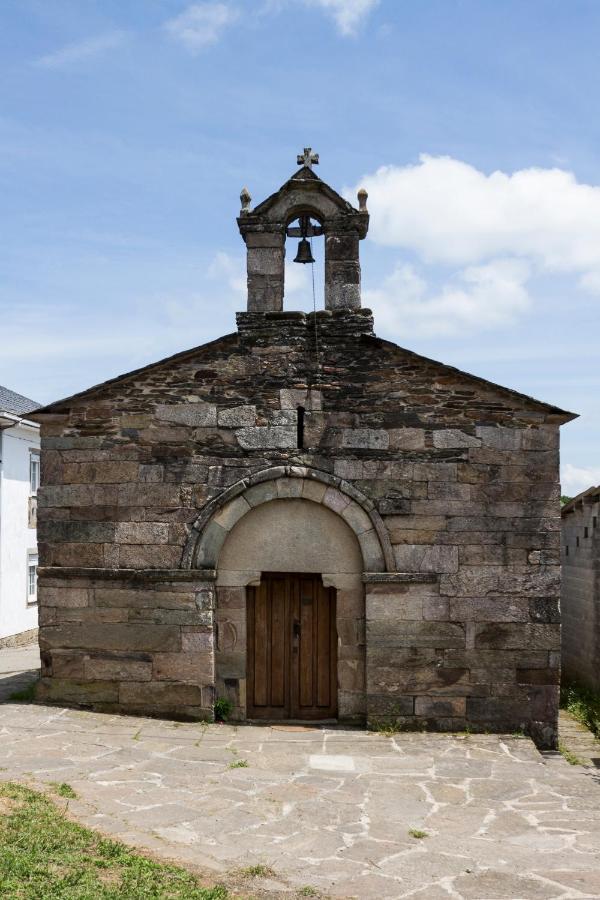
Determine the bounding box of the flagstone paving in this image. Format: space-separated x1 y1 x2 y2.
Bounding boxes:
1 699 600 899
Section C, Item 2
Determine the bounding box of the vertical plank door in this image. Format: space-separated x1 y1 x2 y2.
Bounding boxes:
291 575 337 720
247 574 290 719
246 574 337 721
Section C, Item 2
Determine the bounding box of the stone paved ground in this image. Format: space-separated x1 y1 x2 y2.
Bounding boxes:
1 705 600 898
0 643 40 701
1 646 600 898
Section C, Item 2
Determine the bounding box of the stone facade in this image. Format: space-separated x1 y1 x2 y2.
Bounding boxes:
31 158 575 748
561 487 600 691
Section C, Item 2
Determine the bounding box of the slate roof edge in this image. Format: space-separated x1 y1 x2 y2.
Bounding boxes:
28 331 239 417
0 384 41 417
29 323 577 424
561 485 600 516
363 333 577 423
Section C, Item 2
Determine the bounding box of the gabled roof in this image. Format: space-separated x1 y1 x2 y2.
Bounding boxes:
562 485 600 515
29 332 238 416
29 324 577 424
252 165 358 218
0 384 40 417
366 333 577 423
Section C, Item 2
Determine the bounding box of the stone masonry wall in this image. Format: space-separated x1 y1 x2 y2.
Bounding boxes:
35 309 568 745
561 492 600 691
38 572 216 717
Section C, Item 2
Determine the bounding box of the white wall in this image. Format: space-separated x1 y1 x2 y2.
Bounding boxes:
0 421 40 641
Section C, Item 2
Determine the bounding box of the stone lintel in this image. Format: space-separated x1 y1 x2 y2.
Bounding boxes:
38 566 217 583
362 572 439 584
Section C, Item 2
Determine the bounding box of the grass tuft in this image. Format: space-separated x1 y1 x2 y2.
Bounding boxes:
369 717 407 736
50 782 78 799
298 887 319 896
227 759 248 769
238 863 275 878
408 828 428 839
0 781 229 898
558 741 585 766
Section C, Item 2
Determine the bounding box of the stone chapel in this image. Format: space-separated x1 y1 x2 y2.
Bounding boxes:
31 151 576 748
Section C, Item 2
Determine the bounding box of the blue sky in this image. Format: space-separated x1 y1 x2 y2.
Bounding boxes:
1 0 599 494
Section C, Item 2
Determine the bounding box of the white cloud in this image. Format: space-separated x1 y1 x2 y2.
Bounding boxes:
561 464 600 498
208 250 246 294
364 258 531 338
305 0 378 35
351 154 600 289
165 3 239 51
34 31 125 69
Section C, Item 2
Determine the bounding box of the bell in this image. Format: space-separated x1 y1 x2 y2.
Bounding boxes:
293 237 315 264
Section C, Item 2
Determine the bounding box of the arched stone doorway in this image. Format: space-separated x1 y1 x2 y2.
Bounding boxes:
217 498 364 722
183 467 391 723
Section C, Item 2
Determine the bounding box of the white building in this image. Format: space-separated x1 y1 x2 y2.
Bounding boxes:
0 386 40 647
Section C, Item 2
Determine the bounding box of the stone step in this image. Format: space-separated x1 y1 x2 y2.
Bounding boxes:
541 750 573 770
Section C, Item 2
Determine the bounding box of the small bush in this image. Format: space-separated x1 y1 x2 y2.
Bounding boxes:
227 759 248 769
213 697 233 722
408 828 428 839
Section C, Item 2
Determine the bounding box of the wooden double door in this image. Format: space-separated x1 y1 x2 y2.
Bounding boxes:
247 573 337 721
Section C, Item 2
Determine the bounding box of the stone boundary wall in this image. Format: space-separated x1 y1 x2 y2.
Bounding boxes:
0 627 39 650
561 490 600 691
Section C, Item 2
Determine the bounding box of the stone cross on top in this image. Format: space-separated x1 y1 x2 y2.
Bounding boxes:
297 147 319 169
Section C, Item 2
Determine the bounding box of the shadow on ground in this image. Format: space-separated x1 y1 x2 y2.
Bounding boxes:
0 670 39 702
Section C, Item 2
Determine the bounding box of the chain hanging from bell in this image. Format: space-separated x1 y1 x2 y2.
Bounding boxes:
294 237 315 264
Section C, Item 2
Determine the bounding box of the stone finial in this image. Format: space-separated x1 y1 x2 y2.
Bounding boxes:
357 187 368 211
240 187 252 215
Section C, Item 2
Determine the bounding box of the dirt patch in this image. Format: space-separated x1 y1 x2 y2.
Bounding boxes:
0 796 18 816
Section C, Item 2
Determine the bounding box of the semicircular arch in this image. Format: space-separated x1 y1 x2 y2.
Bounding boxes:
181 465 394 573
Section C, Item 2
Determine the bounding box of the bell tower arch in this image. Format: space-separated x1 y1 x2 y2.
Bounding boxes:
237 148 369 313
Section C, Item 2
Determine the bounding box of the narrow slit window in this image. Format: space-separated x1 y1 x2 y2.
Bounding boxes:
565 546 569 556
576 536 580 547
585 526 589 538
297 406 305 449
594 516 598 529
